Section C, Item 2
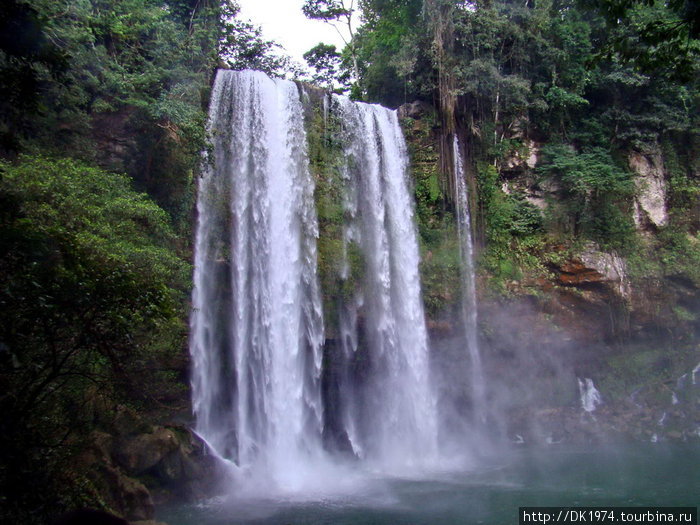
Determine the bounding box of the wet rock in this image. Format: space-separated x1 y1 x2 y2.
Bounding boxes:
80 423 220 520
147 428 221 502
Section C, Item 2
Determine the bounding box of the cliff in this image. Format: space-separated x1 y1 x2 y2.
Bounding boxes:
399 100 700 445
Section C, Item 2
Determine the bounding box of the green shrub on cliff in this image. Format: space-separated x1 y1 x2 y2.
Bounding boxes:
537 144 635 249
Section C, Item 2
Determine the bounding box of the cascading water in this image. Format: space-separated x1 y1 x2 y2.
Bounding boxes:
453 136 487 424
330 95 439 468
190 70 324 489
578 378 602 413
190 70 440 491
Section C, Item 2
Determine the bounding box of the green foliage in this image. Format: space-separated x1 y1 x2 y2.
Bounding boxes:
477 163 543 241
355 0 698 150
420 234 461 317
303 0 351 20
587 0 700 81
662 138 700 229
304 43 350 90
0 0 302 231
475 162 549 291
399 112 463 315
0 0 315 521
672 305 696 322
354 0 698 308
219 1 297 76
656 227 700 286
0 0 225 237
537 144 635 249
626 220 700 295
0 156 189 521
305 99 363 332
353 0 425 105
0 0 67 152
599 336 700 425
303 0 362 94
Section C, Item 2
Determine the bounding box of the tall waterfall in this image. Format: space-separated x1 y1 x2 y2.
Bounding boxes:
190 70 324 487
190 70 439 489
453 136 486 423
331 96 439 467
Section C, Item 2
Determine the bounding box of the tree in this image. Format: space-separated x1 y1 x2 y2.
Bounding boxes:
0 0 66 153
354 0 426 106
586 0 700 81
302 0 361 92
303 42 349 89
219 0 297 76
0 156 189 522
591 0 700 38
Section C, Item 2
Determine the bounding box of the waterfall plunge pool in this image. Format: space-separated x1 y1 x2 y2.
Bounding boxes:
158 443 699 525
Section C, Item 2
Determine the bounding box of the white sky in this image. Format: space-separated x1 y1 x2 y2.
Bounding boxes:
237 0 348 67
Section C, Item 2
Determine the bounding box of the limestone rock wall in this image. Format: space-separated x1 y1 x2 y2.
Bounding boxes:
629 151 668 230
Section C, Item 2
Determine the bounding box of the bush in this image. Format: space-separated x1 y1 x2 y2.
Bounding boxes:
537 144 635 249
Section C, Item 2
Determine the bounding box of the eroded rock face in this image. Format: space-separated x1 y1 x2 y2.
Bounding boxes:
91 108 139 175
629 151 668 230
555 243 630 299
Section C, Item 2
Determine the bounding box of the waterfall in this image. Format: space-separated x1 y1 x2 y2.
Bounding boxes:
331 95 439 468
190 70 324 487
453 136 487 423
190 70 439 491
578 378 602 413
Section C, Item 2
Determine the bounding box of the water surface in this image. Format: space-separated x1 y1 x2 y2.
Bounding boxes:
159 443 699 525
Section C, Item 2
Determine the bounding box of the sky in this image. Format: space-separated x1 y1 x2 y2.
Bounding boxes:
237 0 348 67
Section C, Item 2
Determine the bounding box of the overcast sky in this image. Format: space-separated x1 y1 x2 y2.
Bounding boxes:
237 0 348 67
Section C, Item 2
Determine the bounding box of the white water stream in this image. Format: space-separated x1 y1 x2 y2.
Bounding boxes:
190 71 440 493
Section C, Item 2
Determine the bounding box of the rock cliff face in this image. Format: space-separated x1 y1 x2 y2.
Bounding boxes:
398 100 700 446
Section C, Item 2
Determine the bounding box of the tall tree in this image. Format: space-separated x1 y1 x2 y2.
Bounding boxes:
304 42 350 89
303 0 362 94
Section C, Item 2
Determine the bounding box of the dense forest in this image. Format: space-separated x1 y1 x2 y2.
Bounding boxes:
0 0 698 523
